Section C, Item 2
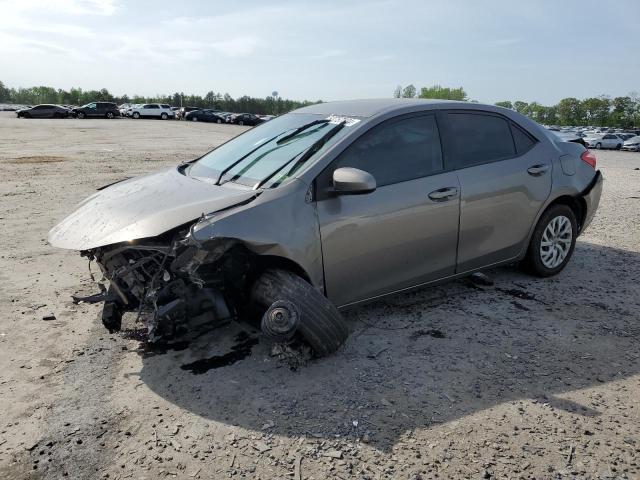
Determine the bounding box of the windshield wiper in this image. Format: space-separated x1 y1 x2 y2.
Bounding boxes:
254 121 346 190
214 131 285 185
276 119 329 145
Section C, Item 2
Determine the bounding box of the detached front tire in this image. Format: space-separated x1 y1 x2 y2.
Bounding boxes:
251 269 349 357
523 204 577 277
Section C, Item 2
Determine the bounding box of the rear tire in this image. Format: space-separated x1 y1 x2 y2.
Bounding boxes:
616 143 621 150
106 112 114 119
251 269 349 357
595 142 601 149
192 116 198 122
522 204 577 277
239 120 244 126
161 112 168 120
77 112 85 119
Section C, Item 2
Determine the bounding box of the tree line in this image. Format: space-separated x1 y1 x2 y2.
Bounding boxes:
0 80 319 115
395 84 640 128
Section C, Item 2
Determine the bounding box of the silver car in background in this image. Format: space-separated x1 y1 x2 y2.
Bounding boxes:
584 133 623 150
621 135 640 151
49 99 603 356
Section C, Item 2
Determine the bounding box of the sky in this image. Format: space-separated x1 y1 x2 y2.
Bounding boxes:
0 0 638 105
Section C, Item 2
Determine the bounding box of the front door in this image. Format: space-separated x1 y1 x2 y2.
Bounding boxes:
316 113 460 307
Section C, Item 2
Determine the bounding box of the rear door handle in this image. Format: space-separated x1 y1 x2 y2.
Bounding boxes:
527 164 549 176
428 187 459 201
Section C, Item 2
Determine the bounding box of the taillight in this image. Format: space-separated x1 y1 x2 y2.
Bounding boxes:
581 150 597 169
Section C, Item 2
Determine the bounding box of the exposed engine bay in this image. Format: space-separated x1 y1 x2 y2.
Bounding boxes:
78 224 255 344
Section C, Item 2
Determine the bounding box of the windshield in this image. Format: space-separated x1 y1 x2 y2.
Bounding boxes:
188 113 358 188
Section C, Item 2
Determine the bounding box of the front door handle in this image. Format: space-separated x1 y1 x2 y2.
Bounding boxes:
527 164 549 176
428 187 459 201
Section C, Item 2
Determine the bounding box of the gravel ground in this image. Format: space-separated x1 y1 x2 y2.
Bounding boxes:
0 112 639 480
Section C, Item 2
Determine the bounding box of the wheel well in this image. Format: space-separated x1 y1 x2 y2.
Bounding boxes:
546 195 587 232
253 255 311 284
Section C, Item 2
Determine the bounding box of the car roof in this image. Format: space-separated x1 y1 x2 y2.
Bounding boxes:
293 98 468 118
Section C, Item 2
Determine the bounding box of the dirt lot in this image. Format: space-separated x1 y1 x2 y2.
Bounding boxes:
0 111 639 480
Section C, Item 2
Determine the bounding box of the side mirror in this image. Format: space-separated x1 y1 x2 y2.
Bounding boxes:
333 167 376 195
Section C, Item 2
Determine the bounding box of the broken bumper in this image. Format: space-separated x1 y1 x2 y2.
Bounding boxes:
81 230 248 343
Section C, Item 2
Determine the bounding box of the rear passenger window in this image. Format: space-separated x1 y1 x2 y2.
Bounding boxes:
511 123 536 154
446 113 515 168
333 115 443 187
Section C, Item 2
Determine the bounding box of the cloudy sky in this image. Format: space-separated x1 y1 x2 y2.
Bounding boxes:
0 0 638 104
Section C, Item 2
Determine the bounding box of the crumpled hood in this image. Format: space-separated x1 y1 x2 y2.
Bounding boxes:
48 166 257 250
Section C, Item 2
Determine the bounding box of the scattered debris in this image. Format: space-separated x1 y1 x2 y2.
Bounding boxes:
409 328 445 340
469 272 494 286
253 441 271 453
322 450 343 459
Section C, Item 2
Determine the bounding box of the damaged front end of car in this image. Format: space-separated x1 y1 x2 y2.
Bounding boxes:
78 223 253 344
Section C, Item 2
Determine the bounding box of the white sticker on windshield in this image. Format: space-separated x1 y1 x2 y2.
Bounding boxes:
326 115 361 127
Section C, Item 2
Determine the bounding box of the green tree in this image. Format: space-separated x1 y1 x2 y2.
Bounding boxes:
581 96 611 127
418 85 467 101
556 98 583 125
513 101 529 115
401 84 416 98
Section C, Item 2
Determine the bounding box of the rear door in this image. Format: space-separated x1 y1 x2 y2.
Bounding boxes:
440 111 552 272
316 113 460 306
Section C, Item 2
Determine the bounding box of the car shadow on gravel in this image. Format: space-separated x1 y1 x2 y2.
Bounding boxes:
136 241 640 450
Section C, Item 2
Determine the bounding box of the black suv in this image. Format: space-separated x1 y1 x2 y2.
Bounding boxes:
73 102 120 119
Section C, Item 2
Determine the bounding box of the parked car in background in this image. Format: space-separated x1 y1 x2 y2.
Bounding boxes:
73 102 120 119
232 113 264 126
119 104 131 116
49 99 602 357
583 133 623 150
184 109 226 123
621 136 640 151
130 103 174 120
177 106 199 120
16 104 71 118
616 133 635 141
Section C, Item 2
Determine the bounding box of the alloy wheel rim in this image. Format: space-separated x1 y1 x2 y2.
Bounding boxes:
540 215 572 269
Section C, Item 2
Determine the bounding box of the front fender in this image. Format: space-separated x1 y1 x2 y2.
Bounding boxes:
190 180 325 291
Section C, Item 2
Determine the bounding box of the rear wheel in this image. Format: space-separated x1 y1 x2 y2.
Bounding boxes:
616 143 622 150
191 116 198 122
251 269 349 357
76 112 85 119
522 204 577 277
217 119 222 124
106 111 114 119
161 112 168 120
595 142 601 149
239 120 244 126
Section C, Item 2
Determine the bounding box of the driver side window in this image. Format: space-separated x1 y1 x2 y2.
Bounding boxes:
332 114 443 187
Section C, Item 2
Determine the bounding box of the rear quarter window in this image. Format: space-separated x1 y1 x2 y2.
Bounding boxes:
510 123 537 154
